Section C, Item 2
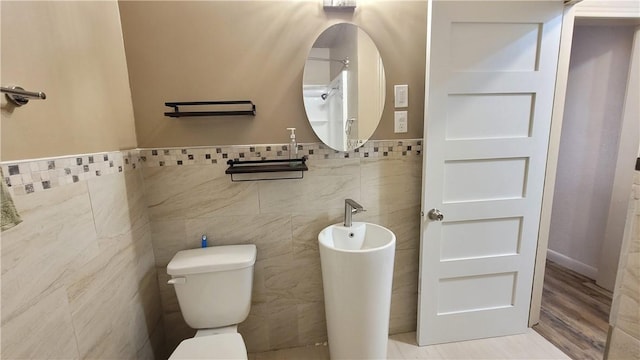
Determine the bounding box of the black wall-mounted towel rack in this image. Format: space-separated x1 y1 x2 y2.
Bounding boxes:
164 101 256 117
226 157 308 182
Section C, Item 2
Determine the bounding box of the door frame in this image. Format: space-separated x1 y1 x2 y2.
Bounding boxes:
529 0 640 325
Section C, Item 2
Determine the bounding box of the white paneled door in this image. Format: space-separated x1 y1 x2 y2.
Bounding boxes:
418 1 563 345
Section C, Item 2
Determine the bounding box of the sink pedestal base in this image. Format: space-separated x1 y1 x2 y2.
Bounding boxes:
319 222 396 359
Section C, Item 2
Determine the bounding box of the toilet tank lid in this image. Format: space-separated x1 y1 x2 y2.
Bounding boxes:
167 244 257 276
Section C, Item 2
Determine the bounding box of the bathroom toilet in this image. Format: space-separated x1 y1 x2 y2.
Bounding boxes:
166 244 257 359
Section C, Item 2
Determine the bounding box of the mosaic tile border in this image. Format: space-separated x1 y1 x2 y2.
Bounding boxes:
0 140 422 196
139 139 422 168
1 150 140 197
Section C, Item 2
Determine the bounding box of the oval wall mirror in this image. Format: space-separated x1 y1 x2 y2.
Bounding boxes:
303 23 386 152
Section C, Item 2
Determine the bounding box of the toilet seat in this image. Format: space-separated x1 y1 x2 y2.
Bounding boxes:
169 333 248 359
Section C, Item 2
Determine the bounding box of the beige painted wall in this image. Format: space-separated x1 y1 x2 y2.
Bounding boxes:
547 24 635 279
0 1 138 161
118 1 427 148
599 25 640 290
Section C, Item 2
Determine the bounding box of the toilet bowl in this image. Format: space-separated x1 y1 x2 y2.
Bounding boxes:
170 333 247 359
166 244 257 359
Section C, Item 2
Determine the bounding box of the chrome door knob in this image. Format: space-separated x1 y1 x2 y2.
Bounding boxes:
427 208 444 221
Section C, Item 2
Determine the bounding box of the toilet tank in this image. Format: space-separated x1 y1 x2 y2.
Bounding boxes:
167 244 257 330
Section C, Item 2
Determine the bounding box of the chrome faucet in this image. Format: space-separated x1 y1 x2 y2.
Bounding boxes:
344 199 365 227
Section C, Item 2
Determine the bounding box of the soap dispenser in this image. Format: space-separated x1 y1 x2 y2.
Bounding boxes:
287 127 298 166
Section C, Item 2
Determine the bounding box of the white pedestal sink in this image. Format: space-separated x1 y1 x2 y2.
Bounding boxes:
318 222 396 359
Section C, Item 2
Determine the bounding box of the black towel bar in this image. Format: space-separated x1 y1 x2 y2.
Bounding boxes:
164 100 256 117
225 157 308 182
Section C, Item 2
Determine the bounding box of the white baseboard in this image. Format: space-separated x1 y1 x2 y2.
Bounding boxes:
546 249 598 280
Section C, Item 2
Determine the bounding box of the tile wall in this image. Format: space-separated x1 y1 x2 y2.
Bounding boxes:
1 150 164 359
606 171 640 359
1 139 424 357
141 140 424 353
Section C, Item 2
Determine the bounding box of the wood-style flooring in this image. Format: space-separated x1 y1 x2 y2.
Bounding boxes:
533 260 613 360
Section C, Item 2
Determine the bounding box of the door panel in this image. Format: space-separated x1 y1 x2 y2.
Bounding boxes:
418 1 563 345
443 158 528 202
438 272 517 314
446 94 534 140
450 22 541 72
440 217 523 261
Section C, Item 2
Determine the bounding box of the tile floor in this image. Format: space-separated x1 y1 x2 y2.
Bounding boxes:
250 329 570 360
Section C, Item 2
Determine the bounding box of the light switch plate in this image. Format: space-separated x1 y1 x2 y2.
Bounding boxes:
394 111 408 133
394 84 408 108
